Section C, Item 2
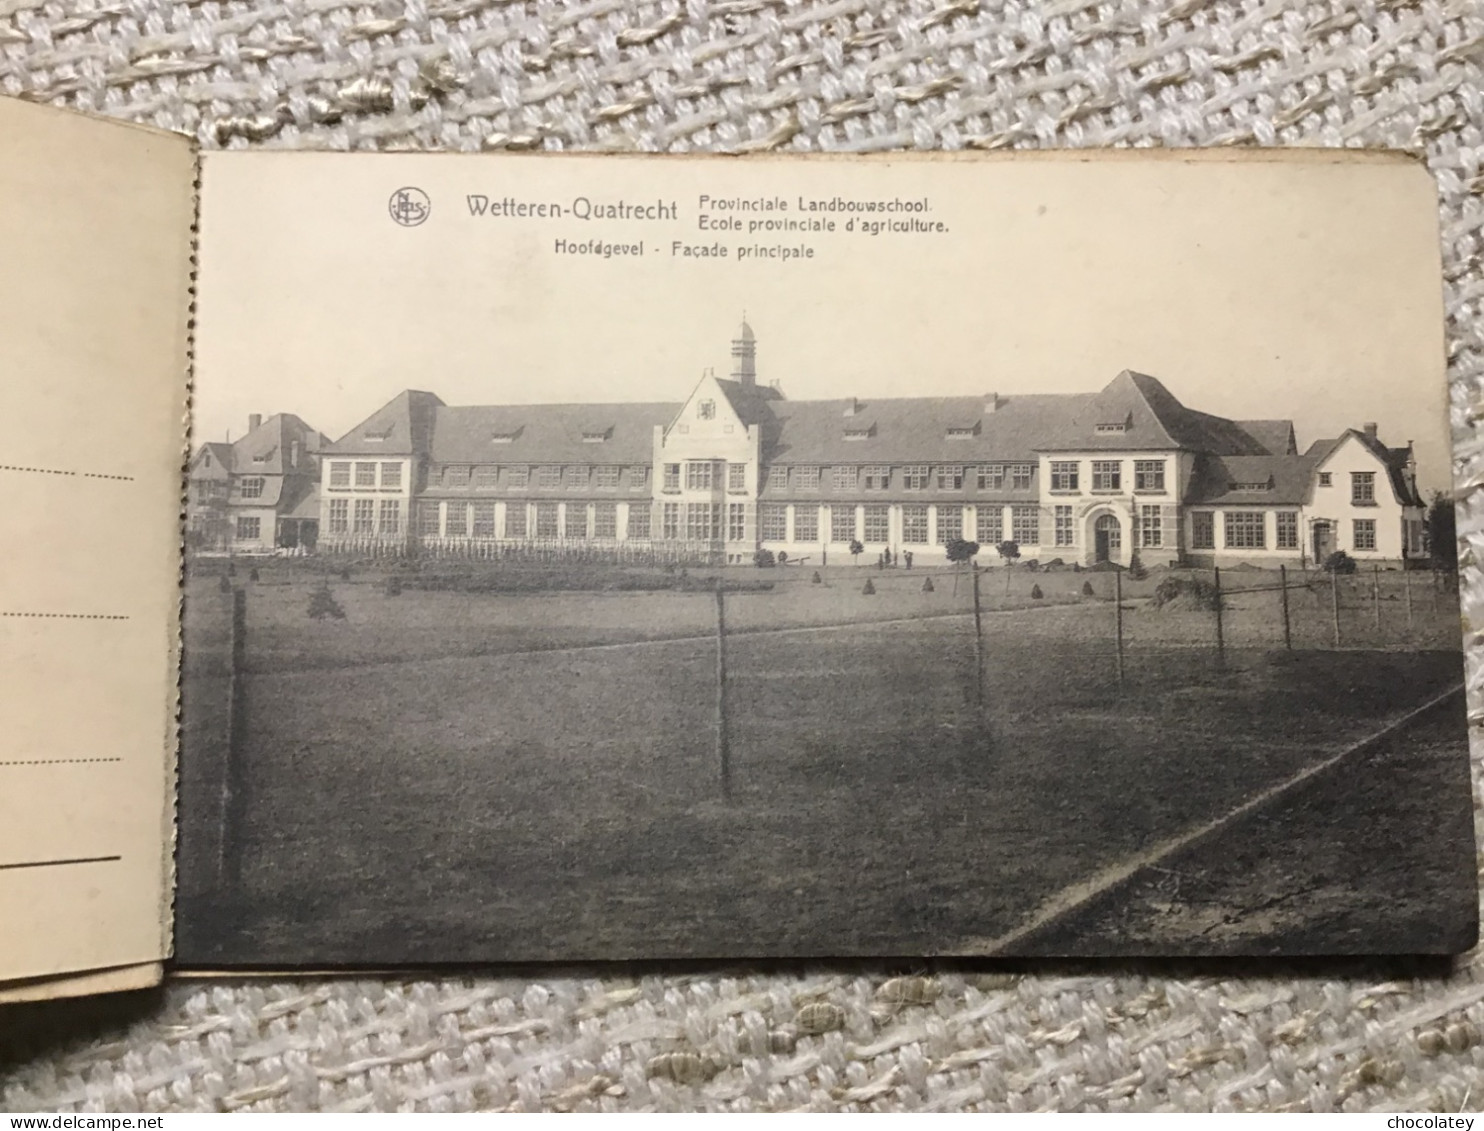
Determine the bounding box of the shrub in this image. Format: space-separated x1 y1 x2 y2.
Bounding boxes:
1128 550 1147 581
217 574 232 594
339 568 352 582
922 576 935 593
1151 576 1220 611
1082 580 1095 597
862 578 876 595
945 538 980 565
383 574 403 597
753 548 776 569
811 571 822 584
1030 583 1044 599
777 550 789 565
308 583 346 620
996 540 1020 566
1323 550 1357 575
248 566 260 583
848 539 865 562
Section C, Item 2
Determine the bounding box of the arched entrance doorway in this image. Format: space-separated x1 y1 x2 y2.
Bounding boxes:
1093 513 1122 564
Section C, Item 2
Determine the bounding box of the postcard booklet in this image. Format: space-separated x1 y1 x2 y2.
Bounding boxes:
0 95 1475 1002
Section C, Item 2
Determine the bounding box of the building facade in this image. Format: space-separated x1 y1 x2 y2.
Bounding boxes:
187 413 328 554
316 323 1427 568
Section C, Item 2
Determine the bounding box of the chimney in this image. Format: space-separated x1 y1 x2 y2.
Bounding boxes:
248 413 262 432
290 439 300 468
730 318 757 391
844 397 860 417
985 393 1002 414
1363 422 1378 440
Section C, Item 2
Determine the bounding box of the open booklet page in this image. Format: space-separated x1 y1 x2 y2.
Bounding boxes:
179 149 1474 965
0 99 193 1000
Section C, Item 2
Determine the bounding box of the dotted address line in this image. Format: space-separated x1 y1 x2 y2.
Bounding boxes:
0 758 123 767
0 463 134 482
0 612 129 620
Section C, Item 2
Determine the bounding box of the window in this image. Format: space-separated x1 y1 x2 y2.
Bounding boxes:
594 503 617 539
727 503 746 542
379 499 401 534
686 462 714 491
1009 464 1034 491
794 506 818 542
631 466 651 489
1406 517 1424 556
938 506 963 543
686 502 719 541
1095 421 1128 434
627 506 650 539
1134 460 1165 492
902 505 929 544
1351 471 1376 505
508 465 529 489
796 466 820 490
582 429 610 444
1276 511 1298 550
472 502 496 537
863 466 891 490
1054 505 1074 546
353 498 375 534
329 462 351 488
381 462 403 490
663 463 681 492
1011 506 1039 546
698 399 716 420
863 505 889 543
946 424 979 439
843 426 874 441
1318 471 1333 487
1050 461 1079 492
662 502 680 539
442 465 470 488
1091 461 1122 492
327 499 349 534
239 477 265 499
491 429 520 444
1140 505 1162 548
978 506 1003 544
977 465 1005 490
831 506 856 543
1224 511 1265 549
1353 518 1377 551
1192 511 1215 549
936 466 964 490
728 463 747 491
235 516 260 540
473 466 499 489
445 503 468 537
595 466 620 489
536 502 560 538
356 462 377 488
903 465 929 491
566 466 589 490
761 505 787 541
418 501 441 536
537 466 562 490
564 505 587 539
505 503 527 538
832 466 857 491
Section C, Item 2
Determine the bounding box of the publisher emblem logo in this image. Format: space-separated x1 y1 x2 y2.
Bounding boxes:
389 187 431 227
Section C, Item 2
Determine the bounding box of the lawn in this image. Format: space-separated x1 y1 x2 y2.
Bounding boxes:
173 560 1470 964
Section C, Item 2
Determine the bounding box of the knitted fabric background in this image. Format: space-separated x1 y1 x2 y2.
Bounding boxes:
3 0 1484 1112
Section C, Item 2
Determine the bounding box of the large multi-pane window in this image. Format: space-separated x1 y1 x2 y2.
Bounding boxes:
831 506 856 543
505 503 527 538
627 506 651 539
1009 464 1034 491
1050 462 1079 492
977 465 1005 490
1276 511 1298 549
663 464 681 492
329 462 351 488
594 466 621 489
472 502 496 537
938 506 963 543
1011 505 1039 546
978 506 1003 544
832 466 857 491
536 502 559 537
1139 505 1162 548
728 463 747 491
236 517 260 540
630 466 650 489
594 503 617 539
936 466 964 490
902 505 929 544
863 505 889 543
1224 511 1265 549
442 465 469 488
793 506 818 542
445 503 468 537
1352 471 1376 505
1192 512 1215 549
536 466 562 489
356 462 378 488
353 498 375 534
727 503 746 542
328 498 349 535
473 466 498 489
418 501 441 536
662 502 680 539
1134 460 1165 492
564 504 588 539
566 466 589 489
903 465 929 490
507 465 529 489
1353 518 1377 551
378 499 401 535
687 462 715 490
686 502 719 540
1054 505 1074 546
1091 461 1122 492
239 477 265 499
381 462 403 490
864 466 891 490
795 466 820 490
761 505 787 541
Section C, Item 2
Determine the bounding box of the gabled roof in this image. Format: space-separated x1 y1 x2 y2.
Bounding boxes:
1236 420 1298 456
427 402 676 465
191 415 326 478
326 390 445 456
1186 453 1320 505
191 442 234 478
1308 430 1424 507
280 479 320 520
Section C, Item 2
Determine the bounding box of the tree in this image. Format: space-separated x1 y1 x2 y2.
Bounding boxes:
997 539 1020 594
848 538 864 565
944 538 980 566
1427 491 1457 574
1127 548 1147 581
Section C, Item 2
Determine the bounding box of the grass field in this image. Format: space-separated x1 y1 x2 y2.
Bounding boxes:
174 558 1472 964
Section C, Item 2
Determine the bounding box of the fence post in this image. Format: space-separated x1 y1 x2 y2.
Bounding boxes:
971 565 986 723
1405 566 1414 629
1212 566 1225 669
1114 567 1126 685
714 581 732 801
1372 564 1381 632
1331 568 1342 647
1279 563 1292 651
220 586 248 886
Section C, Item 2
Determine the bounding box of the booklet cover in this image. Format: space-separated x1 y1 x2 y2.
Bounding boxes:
1 96 1475 996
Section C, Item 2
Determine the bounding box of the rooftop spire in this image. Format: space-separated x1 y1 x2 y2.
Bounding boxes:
731 316 756 389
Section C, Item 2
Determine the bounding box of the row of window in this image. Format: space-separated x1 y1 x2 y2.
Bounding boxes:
755 504 1043 546
1048 460 1166 493
759 463 1038 492
328 462 405 490
1317 470 1377 505
1187 512 1377 552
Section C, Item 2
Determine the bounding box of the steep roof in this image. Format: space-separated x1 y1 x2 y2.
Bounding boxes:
1308 430 1424 507
326 390 445 456
192 416 325 478
1237 420 1298 456
191 442 234 478
280 479 320 520
1186 453 1320 506
428 402 677 465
